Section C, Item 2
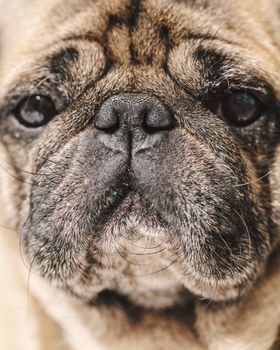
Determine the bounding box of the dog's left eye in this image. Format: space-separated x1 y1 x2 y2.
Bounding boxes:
219 92 263 127
14 95 57 128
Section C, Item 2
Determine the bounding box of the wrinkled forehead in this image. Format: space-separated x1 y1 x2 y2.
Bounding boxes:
0 0 279 67
1 0 280 102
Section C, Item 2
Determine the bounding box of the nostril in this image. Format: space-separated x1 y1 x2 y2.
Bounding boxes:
94 106 120 133
143 107 175 133
94 94 176 137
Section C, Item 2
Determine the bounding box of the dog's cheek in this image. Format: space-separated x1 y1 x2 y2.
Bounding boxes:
271 143 280 237
0 141 31 228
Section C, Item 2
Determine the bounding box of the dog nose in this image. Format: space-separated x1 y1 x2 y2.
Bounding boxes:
94 94 175 153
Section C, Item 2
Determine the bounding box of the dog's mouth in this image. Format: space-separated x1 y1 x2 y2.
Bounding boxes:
48 191 246 309
70 193 188 309
26 166 266 306
24 119 270 306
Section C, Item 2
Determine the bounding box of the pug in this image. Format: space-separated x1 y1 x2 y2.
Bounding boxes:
0 0 280 349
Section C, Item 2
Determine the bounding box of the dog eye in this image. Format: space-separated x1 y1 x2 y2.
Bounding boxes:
14 95 57 127
220 92 263 127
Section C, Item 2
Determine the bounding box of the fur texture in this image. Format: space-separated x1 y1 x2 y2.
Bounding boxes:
1 0 280 349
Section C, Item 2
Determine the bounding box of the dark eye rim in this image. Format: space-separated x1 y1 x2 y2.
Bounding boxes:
219 91 265 127
13 94 58 128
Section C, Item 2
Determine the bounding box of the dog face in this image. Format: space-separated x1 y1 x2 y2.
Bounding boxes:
0 0 280 310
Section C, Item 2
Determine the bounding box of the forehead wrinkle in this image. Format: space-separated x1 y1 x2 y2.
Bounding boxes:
18 0 237 72
167 36 278 105
105 0 170 66
50 47 79 75
4 0 279 107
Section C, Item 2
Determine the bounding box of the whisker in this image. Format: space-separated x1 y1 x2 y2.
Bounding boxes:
36 154 68 169
115 247 150 267
123 240 164 250
33 75 54 92
234 209 252 257
205 280 219 307
18 207 39 269
233 169 272 188
120 244 165 256
5 163 54 177
216 232 236 267
0 160 60 187
0 162 33 185
131 258 178 277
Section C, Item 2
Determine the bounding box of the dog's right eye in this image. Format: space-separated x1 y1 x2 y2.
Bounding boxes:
14 95 57 128
219 92 263 127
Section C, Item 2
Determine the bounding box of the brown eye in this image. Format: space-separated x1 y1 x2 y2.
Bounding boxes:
14 95 57 127
220 92 263 127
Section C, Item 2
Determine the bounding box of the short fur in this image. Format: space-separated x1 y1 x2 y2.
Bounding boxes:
1 0 280 349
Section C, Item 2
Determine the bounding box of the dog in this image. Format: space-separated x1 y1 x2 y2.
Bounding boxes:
1 0 280 349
